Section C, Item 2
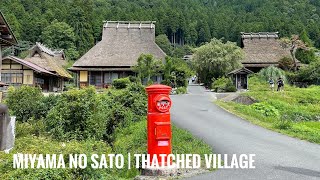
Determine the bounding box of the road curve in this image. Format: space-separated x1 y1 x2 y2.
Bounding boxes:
170 85 320 180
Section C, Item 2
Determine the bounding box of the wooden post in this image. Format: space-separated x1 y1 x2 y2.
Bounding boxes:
88 71 91 86
247 75 248 90
101 71 103 88
236 74 238 89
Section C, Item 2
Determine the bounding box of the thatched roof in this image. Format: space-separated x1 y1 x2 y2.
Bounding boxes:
70 21 166 70
0 11 17 47
24 43 72 79
240 32 292 67
3 56 54 75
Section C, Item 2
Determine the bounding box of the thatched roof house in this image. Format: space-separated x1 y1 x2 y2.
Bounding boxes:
1 55 69 92
0 11 18 86
11 42 72 92
240 32 294 72
25 42 71 79
69 21 166 88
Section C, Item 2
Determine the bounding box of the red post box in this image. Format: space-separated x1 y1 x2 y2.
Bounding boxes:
146 84 172 166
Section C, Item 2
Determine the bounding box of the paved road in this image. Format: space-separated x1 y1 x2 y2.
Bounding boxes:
170 85 320 180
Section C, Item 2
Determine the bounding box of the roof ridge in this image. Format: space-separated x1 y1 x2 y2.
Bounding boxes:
35 42 56 56
104 21 156 29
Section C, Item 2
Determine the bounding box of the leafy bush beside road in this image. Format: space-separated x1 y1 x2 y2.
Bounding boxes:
211 77 236 92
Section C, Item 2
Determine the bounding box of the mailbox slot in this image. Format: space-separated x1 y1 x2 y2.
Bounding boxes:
155 122 171 140
154 95 171 113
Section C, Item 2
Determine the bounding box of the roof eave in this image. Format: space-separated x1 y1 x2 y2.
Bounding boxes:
0 11 18 46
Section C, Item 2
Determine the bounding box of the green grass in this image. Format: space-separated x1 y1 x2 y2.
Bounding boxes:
216 76 320 144
113 120 214 178
0 120 214 179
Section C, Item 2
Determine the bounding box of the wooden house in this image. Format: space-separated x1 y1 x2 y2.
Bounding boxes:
1 56 58 90
22 42 72 91
240 32 298 72
0 11 18 86
69 21 166 88
1 43 72 92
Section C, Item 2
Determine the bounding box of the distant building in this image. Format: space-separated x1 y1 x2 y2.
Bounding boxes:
1 56 61 90
0 11 18 86
69 21 166 88
228 67 254 90
1 42 72 92
20 42 72 91
240 32 298 72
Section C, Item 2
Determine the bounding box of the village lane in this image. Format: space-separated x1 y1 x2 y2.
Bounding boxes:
170 85 320 180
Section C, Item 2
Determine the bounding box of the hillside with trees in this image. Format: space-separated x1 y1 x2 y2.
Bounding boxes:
1 0 320 59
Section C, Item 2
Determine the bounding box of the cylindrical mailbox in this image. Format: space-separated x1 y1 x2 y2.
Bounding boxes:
0 104 15 152
146 84 172 166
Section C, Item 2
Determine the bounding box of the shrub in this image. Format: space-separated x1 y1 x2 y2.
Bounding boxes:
251 102 279 117
225 81 237 92
35 94 60 119
292 59 320 85
45 87 107 140
279 56 294 71
128 75 140 83
5 86 44 122
176 87 187 94
258 66 287 82
102 82 147 142
273 116 293 130
295 48 316 64
211 77 236 92
112 77 131 89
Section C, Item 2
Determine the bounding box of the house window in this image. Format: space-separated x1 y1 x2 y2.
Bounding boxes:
89 71 102 86
1 73 23 84
35 77 44 84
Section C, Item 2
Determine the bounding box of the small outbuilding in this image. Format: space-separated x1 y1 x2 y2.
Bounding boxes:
228 67 254 90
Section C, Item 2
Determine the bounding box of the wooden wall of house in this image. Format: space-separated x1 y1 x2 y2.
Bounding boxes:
1 59 34 85
77 70 134 88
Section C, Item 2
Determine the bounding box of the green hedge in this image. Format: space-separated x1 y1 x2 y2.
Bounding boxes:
5 86 60 122
112 77 131 89
211 77 236 92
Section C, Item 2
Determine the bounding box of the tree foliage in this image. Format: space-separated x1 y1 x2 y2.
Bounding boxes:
258 66 287 82
42 20 79 60
133 54 161 82
193 38 244 85
2 0 320 59
155 34 173 56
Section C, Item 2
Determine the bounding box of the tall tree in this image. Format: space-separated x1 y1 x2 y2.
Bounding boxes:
155 34 173 56
68 0 95 56
193 38 244 85
42 20 78 60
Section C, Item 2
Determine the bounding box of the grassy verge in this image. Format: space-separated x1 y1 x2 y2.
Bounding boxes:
215 77 320 144
0 120 213 179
